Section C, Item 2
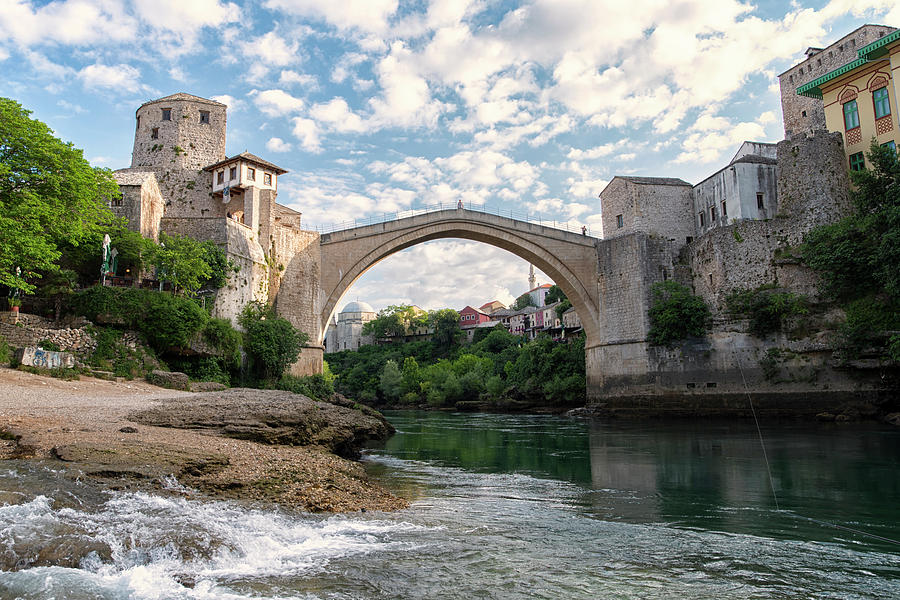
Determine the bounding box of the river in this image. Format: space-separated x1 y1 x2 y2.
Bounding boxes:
1 411 898 599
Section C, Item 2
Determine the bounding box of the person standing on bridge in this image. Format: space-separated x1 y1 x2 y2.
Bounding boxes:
457 199 464 209
581 225 587 235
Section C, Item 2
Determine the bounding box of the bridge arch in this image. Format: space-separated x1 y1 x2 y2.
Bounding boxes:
314 210 601 348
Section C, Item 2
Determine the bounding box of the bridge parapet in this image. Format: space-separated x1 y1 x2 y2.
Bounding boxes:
319 208 596 247
311 203 595 238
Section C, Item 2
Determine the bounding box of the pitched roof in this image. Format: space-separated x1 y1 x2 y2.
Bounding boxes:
616 176 692 186
203 152 288 174
139 93 226 109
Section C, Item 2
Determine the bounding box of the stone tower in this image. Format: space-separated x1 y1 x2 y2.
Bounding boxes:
129 93 227 218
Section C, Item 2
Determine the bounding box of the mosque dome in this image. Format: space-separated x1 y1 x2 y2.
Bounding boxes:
341 301 375 314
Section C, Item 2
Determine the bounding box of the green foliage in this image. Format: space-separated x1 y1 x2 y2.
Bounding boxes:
87 325 157 379
149 233 210 296
0 334 9 365
379 359 403 401
0 97 119 294
327 327 585 409
362 304 427 339
428 308 462 350
647 281 710 346
71 286 209 353
726 285 808 337
276 372 335 400
512 292 536 310
202 318 242 368
555 299 572 322
545 285 567 305
37 339 61 352
732 227 744 243
803 141 900 360
238 302 308 381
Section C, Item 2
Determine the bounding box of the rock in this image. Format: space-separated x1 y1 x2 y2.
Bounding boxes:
130 388 394 459
815 412 836 422
835 414 853 422
92 370 115 381
884 413 900 427
118 426 138 433
15 347 75 369
190 381 227 392
146 370 190 391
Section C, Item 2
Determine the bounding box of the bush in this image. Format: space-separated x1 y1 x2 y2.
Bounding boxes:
0 334 9 365
71 286 209 353
37 339 61 352
648 281 710 346
238 302 308 382
202 318 242 368
277 373 335 400
726 285 808 337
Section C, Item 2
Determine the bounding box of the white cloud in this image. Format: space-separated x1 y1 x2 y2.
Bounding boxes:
291 117 322 152
0 0 137 46
266 137 293 152
57 99 86 114
369 41 451 128
133 0 239 34
77 63 141 92
240 30 301 67
310 98 369 133
673 110 776 164
279 70 318 88
249 89 305 117
263 0 399 33
211 94 245 111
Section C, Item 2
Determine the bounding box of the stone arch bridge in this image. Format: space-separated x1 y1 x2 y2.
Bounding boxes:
274 207 665 403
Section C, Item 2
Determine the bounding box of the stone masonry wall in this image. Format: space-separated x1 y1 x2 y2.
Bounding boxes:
600 179 694 244
0 313 97 354
273 229 323 376
131 95 227 219
779 25 895 138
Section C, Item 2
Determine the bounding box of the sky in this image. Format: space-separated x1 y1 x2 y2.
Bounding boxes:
2 0 899 314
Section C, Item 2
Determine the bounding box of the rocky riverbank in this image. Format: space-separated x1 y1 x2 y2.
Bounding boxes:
0 368 407 512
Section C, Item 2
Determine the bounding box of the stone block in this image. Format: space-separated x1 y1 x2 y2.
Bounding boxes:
146 369 191 390
15 347 75 369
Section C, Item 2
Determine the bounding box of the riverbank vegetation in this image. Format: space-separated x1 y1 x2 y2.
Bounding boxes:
803 142 900 361
327 323 586 411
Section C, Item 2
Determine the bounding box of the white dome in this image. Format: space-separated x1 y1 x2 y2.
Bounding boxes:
341 301 375 314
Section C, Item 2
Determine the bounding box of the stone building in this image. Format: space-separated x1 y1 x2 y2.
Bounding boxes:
796 28 900 171
112 92 311 331
598 177 694 244
778 24 894 138
323 301 376 353
692 142 778 235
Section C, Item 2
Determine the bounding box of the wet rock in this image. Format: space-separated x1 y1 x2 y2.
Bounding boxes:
130 388 393 459
146 370 190 391
815 412 836 422
835 414 853 422
884 412 900 427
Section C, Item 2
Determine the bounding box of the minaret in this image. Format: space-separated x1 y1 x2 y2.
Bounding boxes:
528 264 536 290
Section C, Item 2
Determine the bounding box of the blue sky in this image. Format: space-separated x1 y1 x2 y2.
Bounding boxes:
2 0 899 313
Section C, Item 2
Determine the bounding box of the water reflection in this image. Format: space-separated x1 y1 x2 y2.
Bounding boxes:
373 412 900 547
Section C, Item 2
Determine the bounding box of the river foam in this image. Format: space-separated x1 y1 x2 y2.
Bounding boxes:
0 492 432 599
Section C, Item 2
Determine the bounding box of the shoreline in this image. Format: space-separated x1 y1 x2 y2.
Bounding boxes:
0 367 408 512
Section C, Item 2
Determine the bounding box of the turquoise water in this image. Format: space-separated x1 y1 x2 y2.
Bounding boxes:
0 412 898 598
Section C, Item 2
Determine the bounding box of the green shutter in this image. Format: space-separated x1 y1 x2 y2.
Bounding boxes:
849 152 865 171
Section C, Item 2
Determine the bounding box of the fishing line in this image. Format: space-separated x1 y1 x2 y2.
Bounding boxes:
730 342 900 547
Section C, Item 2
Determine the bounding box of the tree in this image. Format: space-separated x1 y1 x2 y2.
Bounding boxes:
429 308 462 350
647 281 710 346
0 97 119 293
512 292 536 310
380 359 403 401
238 302 309 381
363 304 428 339
146 233 234 296
545 285 566 305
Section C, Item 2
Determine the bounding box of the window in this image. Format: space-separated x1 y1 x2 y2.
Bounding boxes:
151 127 159 140
199 110 210 124
161 108 171 121
843 99 859 130
247 167 256 181
699 212 705 227
136 116 140 129
217 171 224 184
801 110 807 117
849 152 865 171
111 197 123 207
616 214 624 228
710 207 717 222
229 166 237 180
721 201 727 218
873 87 891 119
757 193 764 211
882 140 897 155
264 173 272 186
